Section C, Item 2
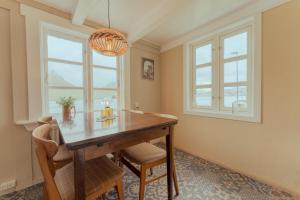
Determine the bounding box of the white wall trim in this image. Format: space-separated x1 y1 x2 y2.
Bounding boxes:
132 39 161 55
161 0 290 52
15 120 38 132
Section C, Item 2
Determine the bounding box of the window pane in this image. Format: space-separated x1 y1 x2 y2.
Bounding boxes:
224 86 248 108
195 44 212 65
196 88 212 107
196 66 212 85
48 88 84 114
224 32 247 59
93 68 117 88
93 51 117 68
93 90 118 110
232 86 248 112
48 61 83 87
48 35 83 62
224 87 237 108
238 86 247 109
224 59 247 83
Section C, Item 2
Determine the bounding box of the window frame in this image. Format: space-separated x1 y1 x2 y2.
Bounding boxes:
191 39 215 110
183 16 261 123
219 26 252 113
41 24 124 115
90 51 121 111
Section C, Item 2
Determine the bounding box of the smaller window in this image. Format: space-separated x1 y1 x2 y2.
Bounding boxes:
184 17 261 122
193 42 214 109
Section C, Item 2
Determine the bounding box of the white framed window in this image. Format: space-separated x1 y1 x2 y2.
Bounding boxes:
42 25 123 114
91 51 119 111
184 16 261 122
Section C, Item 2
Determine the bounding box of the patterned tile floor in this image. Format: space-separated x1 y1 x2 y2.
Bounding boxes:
1 144 299 200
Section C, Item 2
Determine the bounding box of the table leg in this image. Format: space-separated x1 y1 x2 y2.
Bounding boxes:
166 126 174 200
113 151 120 165
74 149 85 200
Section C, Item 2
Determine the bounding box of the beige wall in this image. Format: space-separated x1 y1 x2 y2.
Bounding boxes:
0 1 33 195
0 6 16 186
161 0 300 195
130 41 161 112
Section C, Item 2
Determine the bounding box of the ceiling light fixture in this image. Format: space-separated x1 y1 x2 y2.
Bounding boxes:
88 0 128 56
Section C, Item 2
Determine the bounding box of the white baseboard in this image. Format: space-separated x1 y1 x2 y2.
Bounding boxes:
32 177 44 185
0 177 44 196
0 180 17 196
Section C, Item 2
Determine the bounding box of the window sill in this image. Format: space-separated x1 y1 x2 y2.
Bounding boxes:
15 120 38 132
183 109 261 123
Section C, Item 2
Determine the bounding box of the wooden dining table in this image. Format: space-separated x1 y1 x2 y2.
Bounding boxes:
55 110 178 200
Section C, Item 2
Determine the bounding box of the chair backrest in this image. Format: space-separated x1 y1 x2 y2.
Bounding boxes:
32 124 62 200
37 116 53 125
37 116 61 144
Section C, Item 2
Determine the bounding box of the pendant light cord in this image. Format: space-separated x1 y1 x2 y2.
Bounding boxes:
108 0 111 28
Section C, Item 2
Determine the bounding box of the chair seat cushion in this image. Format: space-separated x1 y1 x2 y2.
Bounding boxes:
54 156 123 200
121 143 166 164
53 145 73 162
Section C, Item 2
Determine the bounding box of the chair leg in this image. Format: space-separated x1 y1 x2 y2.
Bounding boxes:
119 160 124 168
43 185 48 200
116 179 125 200
173 163 179 196
139 165 147 200
113 152 120 165
149 168 153 176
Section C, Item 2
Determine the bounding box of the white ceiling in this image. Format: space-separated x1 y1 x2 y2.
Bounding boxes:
144 0 254 44
34 0 258 46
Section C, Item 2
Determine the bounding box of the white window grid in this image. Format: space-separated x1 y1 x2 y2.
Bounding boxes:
42 29 121 114
185 21 259 121
191 39 216 111
219 26 252 113
90 52 120 111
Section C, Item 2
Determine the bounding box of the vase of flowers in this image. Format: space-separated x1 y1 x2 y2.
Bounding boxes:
56 96 76 120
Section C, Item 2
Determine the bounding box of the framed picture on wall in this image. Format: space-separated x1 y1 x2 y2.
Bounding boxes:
142 58 154 80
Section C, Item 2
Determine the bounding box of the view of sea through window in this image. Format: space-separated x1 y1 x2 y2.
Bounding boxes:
46 34 119 114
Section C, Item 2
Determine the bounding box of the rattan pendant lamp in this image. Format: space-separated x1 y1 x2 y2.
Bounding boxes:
89 0 128 56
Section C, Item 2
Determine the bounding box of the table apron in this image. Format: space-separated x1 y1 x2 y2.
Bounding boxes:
84 126 170 160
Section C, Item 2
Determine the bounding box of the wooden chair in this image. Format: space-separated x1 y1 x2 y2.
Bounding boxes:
37 116 73 170
120 111 179 200
32 124 125 200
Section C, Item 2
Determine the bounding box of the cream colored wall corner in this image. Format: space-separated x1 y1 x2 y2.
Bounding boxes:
160 0 300 196
130 40 162 144
130 40 161 112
